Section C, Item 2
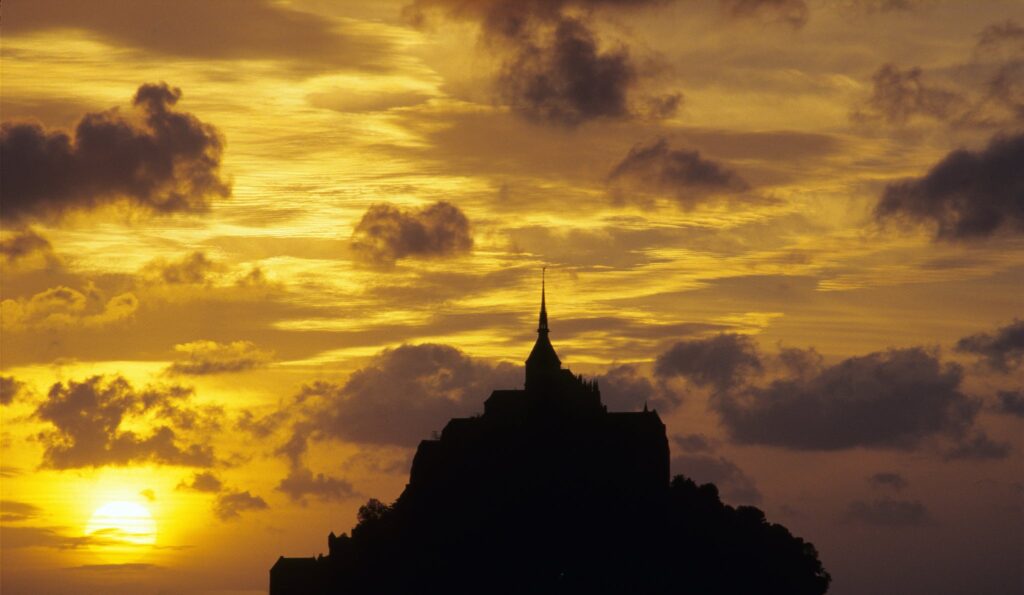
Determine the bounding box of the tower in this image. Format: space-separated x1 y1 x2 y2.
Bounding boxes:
525 268 561 390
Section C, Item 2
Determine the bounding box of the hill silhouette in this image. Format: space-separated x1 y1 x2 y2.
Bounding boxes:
271 279 830 594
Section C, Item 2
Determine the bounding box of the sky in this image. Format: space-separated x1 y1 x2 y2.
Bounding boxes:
1 1 1022 593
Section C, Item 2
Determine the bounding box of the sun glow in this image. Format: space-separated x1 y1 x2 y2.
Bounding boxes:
85 501 157 546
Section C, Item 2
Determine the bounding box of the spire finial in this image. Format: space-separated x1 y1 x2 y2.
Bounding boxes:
538 267 549 333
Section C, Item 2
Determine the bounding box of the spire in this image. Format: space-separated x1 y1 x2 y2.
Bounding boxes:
538 267 549 333
525 267 560 387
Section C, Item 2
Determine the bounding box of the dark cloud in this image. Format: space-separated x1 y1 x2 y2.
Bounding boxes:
673 433 715 453
176 471 224 493
875 133 1024 240
0 229 54 263
671 453 762 504
142 251 219 285
407 0 677 127
167 340 274 375
995 390 1024 417
276 466 358 504
845 498 931 527
718 0 808 28
1 500 43 523
212 490 268 521
852 63 967 125
1 376 28 406
868 472 908 491
608 138 751 207
34 375 217 469
595 364 670 411
942 431 1011 460
654 333 763 390
1 83 229 223
975 20 1024 121
854 21 1024 129
285 344 522 449
497 17 635 126
977 19 1024 49
235 409 286 439
955 319 1024 372
713 347 980 450
4 0 392 74
351 201 473 266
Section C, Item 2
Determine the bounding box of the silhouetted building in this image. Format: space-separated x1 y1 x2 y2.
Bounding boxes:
269 279 830 594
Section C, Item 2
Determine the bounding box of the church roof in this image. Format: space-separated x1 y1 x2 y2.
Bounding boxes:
525 271 560 371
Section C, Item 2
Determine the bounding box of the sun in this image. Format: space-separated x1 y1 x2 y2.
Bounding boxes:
85 501 157 546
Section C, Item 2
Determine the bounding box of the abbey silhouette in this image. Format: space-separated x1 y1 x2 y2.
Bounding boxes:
270 279 830 594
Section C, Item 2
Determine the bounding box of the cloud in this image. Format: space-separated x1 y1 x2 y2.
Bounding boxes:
853 21 1024 129
1 285 138 331
67 563 161 572
140 489 156 502
276 466 358 504
942 431 1011 460
955 319 1024 372
875 132 1024 240
608 138 751 207
974 20 1024 122
673 433 715 453
851 63 967 125
0 525 126 549
713 347 980 450
407 0 678 127
142 251 220 285
717 0 809 29
671 454 762 504
0 229 54 264
995 390 1024 417
595 364 671 411
496 17 635 127
844 498 931 527
4 0 393 74
167 340 274 375
868 472 908 491
176 471 224 493
34 375 217 469
654 333 763 390
351 201 473 266
285 344 522 449
1 83 229 223
845 0 926 13
213 490 268 521
1 376 28 406
1 500 43 522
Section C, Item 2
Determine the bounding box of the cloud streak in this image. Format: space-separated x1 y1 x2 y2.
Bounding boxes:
167 340 274 376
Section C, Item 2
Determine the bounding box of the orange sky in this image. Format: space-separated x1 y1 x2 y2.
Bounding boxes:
2 1 1022 594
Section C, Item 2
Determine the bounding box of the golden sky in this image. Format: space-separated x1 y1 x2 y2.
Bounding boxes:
1 1 1022 594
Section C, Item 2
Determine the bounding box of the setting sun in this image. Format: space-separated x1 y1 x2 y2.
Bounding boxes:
85 501 157 547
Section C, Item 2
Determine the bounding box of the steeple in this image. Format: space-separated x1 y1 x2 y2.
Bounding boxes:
525 268 561 389
538 267 549 333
